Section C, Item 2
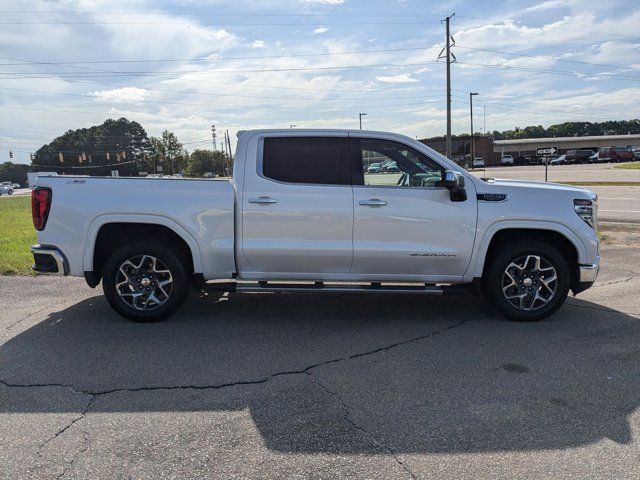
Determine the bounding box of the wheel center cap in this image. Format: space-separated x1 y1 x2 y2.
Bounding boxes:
140 278 151 287
523 277 533 287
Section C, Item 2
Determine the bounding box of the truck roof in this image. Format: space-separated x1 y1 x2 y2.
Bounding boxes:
237 128 409 138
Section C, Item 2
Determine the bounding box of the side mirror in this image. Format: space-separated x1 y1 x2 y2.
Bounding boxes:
443 170 467 202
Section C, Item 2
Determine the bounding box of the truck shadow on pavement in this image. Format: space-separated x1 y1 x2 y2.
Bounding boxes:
1 289 639 454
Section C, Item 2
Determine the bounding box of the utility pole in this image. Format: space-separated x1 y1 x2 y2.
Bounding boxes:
359 113 367 130
483 105 486 135
470 92 478 161
211 125 217 151
226 129 233 177
439 13 456 159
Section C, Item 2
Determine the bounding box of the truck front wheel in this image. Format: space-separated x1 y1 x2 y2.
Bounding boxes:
102 241 190 322
482 241 570 321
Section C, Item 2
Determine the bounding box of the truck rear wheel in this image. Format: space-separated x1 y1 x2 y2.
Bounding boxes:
482 241 570 321
102 241 190 322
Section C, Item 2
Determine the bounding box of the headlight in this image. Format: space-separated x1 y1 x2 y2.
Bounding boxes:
574 198 597 229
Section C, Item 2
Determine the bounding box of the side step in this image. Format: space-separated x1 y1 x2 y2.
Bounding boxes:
227 281 445 295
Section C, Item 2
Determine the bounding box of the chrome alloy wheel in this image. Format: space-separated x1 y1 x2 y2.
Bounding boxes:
115 255 173 311
501 255 558 311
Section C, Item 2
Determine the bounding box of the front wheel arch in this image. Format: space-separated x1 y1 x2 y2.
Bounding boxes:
479 228 580 292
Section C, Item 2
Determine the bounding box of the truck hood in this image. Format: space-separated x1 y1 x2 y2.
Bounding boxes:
478 177 596 199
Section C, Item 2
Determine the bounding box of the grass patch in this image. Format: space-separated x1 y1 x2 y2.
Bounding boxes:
614 162 640 170
562 181 640 186
0 196 36 275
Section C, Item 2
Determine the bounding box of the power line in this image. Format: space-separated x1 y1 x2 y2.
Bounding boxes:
0 60 440 77
0 86 450 104
455 45 640 73
0 45 438 66
0 20 444 26
455 60 640 82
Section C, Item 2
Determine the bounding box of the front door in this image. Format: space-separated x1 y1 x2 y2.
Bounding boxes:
241 134 354 278
351 137 477 281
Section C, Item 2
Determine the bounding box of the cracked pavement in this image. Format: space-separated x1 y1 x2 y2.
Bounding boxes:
1 245 639 479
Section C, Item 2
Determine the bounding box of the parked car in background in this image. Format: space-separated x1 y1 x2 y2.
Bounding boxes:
381 161 400 173
632 147 640 160
501 155 514 166
367 162 382 173
0 182 14 195
12 183 21 189
597 146 634 163
565 149 595 164
549 155 567 165
472 157 485 168
588 151 600 162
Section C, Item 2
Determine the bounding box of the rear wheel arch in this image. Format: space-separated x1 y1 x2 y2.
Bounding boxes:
86 221 201 286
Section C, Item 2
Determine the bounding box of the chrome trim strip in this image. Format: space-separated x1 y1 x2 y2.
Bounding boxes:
30 245 69 275
236 284 443 295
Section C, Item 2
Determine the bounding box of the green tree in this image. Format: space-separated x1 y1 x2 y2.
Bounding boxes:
32 118 150 176
185 149 227 177
148 130 188 175
0 162 30 186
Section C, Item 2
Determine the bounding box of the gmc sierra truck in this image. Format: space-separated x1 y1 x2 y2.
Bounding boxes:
30 129 599 322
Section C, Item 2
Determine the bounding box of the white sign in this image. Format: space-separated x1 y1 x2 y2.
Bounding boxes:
536 147 558 155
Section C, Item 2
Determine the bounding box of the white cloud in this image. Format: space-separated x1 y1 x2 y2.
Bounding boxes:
302 0 345 4
249 40 266 49
90 87 150 103
525 1 564 12
376 74 418 83
308 26 330 35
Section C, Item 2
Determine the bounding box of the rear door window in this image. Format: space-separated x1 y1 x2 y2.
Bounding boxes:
262 137 351 185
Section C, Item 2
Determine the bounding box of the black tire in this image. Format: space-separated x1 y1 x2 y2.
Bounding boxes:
7 189 13 195
102 241 190 322
482 241 570 322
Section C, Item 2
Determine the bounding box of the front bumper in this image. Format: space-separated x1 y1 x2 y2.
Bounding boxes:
31 245 69 275
573 255 600 295
578 255 600 283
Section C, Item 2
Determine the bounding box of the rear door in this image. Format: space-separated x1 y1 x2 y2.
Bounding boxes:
350 136 477 281
240 134 354 278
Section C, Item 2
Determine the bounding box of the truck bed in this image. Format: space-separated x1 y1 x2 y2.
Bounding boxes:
34 176 236 279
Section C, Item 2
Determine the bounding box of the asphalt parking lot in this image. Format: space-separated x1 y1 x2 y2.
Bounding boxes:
1 241 639 479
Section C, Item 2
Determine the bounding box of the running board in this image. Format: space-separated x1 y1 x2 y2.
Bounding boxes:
230 281 445 295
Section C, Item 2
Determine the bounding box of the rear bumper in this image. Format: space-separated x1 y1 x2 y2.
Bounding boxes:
31 244 69 275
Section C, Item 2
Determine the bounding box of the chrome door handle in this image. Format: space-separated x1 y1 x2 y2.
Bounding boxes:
249 196 278 205
359 198 387 206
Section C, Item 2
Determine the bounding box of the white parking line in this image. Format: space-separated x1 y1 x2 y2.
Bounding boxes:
598 198 640 201
599 209 640 213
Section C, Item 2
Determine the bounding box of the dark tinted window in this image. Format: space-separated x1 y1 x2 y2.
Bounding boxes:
263 137 350 185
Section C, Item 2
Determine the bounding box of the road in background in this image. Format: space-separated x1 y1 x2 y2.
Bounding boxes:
470 163 640 224
474 162 640 183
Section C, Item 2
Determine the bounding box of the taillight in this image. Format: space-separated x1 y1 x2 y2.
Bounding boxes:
32 187 52 231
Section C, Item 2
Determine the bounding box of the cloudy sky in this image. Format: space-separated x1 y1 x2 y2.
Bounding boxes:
1 0 640 163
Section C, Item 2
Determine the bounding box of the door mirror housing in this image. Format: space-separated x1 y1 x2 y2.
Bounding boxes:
443 170 467 202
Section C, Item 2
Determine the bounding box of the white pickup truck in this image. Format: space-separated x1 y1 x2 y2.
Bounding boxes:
30 129 599 322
